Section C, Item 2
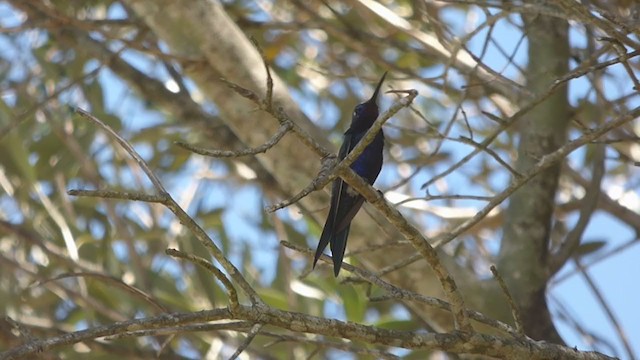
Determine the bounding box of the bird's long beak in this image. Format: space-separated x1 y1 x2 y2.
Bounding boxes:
367 71 388 104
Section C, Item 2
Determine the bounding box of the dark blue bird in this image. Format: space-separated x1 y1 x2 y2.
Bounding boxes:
313 72 387 276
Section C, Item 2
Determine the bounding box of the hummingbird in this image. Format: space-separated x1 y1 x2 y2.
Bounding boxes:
313 72 387 276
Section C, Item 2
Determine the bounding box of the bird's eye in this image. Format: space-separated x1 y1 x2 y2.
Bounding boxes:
353 104 363 117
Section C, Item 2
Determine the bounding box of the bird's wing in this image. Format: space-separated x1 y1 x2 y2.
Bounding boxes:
313 131 354 268
331 131 363 232
329 223 351 276
328 132 366 274
314 130 370 274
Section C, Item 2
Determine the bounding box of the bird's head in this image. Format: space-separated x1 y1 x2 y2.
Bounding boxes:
350 72 387 132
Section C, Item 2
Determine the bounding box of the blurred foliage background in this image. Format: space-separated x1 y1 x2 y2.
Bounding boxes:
1 0 639 359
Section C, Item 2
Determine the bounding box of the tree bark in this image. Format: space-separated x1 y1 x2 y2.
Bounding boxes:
498 10 571 343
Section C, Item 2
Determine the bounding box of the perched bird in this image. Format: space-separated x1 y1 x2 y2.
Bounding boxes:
313 72 387 276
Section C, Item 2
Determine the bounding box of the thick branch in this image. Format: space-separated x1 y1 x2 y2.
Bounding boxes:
1 305 616 360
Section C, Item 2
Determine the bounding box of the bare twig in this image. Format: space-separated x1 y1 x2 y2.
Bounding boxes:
606 39 640 91
334 162 472 331
0 308 232 360
176 122 292 158
261 329 401 359
574 259 636 360
3 316 35 342
250 36 274 111
421 49 640 191
35 272 167 313
75 108 168 194
266 154 337 212
549 143 605 275
552 237 639 285
228 323 263 360
458 136 521 178
66 189 166 203
281 242 494 335
165 248 239 309
265 89 417 212
219 78 331 159
392 194 494 208
375 253 421 277
287 242 525 340
70 111 262 305
490 265 524 335
432 106 640 249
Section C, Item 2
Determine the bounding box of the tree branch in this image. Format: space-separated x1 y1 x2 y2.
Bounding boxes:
1 305 616 360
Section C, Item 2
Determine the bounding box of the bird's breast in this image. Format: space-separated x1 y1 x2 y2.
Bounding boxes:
349 131 384 184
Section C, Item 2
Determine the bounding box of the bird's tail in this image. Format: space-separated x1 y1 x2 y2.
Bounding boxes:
313 218 351 277
313 216 333 269
330 225 350 277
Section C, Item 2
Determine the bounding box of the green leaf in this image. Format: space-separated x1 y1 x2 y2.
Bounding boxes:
340 285 366 323
2 130 37 183
258 287 289 309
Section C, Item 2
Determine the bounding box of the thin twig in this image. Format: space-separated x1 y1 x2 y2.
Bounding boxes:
66 189 167 203
574 259 636 360
606 39 640 91
1 308 233 360
375 253 422 276
176 122 292 157
549 143 605 275
163 201 262 305
334 164 472 331
70 111 262 305
281 241 500 335
266 154 336 212
260 329 400 359
421 49 640 191
489 265 524 335
166 249 239 309
3 316 35 342
75 108 168 194
219 78 331 158
250 36 274 111
266 89 418 212
346 239 411 256
228 323 263 360
106 321 399 359
392 194 494 208
35 272 167 313
552 237 639 285
458 136 521 178
432 106 640 249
